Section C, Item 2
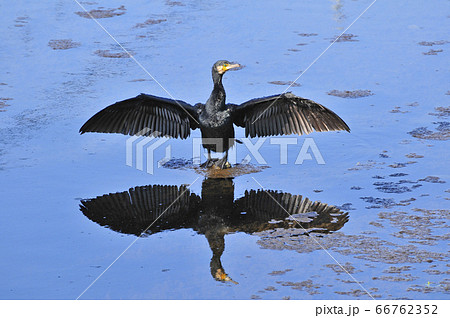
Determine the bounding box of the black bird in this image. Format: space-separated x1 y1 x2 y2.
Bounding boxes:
80 60 350 168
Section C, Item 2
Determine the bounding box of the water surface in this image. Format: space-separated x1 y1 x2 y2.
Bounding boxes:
0 0 448 299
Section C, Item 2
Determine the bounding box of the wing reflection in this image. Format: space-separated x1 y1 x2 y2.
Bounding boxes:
80 178 348 283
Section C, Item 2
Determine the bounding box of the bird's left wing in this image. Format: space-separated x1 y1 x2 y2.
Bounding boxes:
80 93 200 139
230 92 350 138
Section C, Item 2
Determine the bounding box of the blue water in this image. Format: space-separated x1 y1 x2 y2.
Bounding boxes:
0 0 448 299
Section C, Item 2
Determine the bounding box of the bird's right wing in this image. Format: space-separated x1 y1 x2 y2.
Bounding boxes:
80 93 200 139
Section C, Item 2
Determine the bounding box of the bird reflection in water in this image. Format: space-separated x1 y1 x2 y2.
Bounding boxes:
80 178 348 284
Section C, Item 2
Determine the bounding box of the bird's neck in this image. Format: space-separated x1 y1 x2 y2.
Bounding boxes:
207 75 226 111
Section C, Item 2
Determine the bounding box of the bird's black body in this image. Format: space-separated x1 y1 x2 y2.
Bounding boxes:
199 118 235 153
80 60 350 168
198 61 235 155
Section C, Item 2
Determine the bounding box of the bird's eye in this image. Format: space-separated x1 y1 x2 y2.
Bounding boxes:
224 63 229 67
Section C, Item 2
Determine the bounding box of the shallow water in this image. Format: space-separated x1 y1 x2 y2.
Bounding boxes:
0 0 448 299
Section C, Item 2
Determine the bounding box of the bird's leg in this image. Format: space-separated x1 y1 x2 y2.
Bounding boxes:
200 149 215 168
215 150 231 169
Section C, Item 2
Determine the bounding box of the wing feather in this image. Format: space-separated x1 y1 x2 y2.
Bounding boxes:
80 93 199 139
80 184 198 236
233 189 348 233
231 92 350 138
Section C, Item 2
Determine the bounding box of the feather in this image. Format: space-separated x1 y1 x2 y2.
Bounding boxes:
80 93 199 139
231 93 349 138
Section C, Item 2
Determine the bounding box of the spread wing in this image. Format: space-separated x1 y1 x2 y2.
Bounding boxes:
79 185 200 236
233 190 348 233
80 93 200 139
230 92 350 138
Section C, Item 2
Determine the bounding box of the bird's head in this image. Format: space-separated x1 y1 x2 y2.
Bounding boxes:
213 60 241 75
214 268 238 284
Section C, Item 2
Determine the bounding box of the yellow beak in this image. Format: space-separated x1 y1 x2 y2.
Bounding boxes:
224 63 241 71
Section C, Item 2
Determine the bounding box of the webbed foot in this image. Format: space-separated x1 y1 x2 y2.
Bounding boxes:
200 158 218 168
214 157 231 169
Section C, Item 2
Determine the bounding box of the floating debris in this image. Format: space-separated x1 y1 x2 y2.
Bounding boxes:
48 39 81 50
383 266 412 273
15 16 29 23
372 274 418 282
297 33 318 37
408 122 450 141
418 176 446 184
400 198 416 204
330 33 359 42
335 289 377 298
14 16 29 27
405 153 424 159
380 209 450 246
389 163 406 168
268 269 293 276
388 161 417 168
373 181 421 194
268 81 301 87
0 97 12 112
75 6 126 19
276 280 322 295
166 0 185 6
423 268 448 275
327 89 374 98
360 197 411 209
325 262 359 274
250 295 262 299
429 106 450 118
390 106 410 114
423 49 443 55
94 49 131 58
348 160 383 171
160 158 194 169
390 173 409 177
128 78 152 82
418 40 449 46
134 18 167 28
335 203 356 211
369 221 383 228
0 102 9 112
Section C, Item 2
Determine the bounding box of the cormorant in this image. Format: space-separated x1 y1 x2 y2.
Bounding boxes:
80 60 350 168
